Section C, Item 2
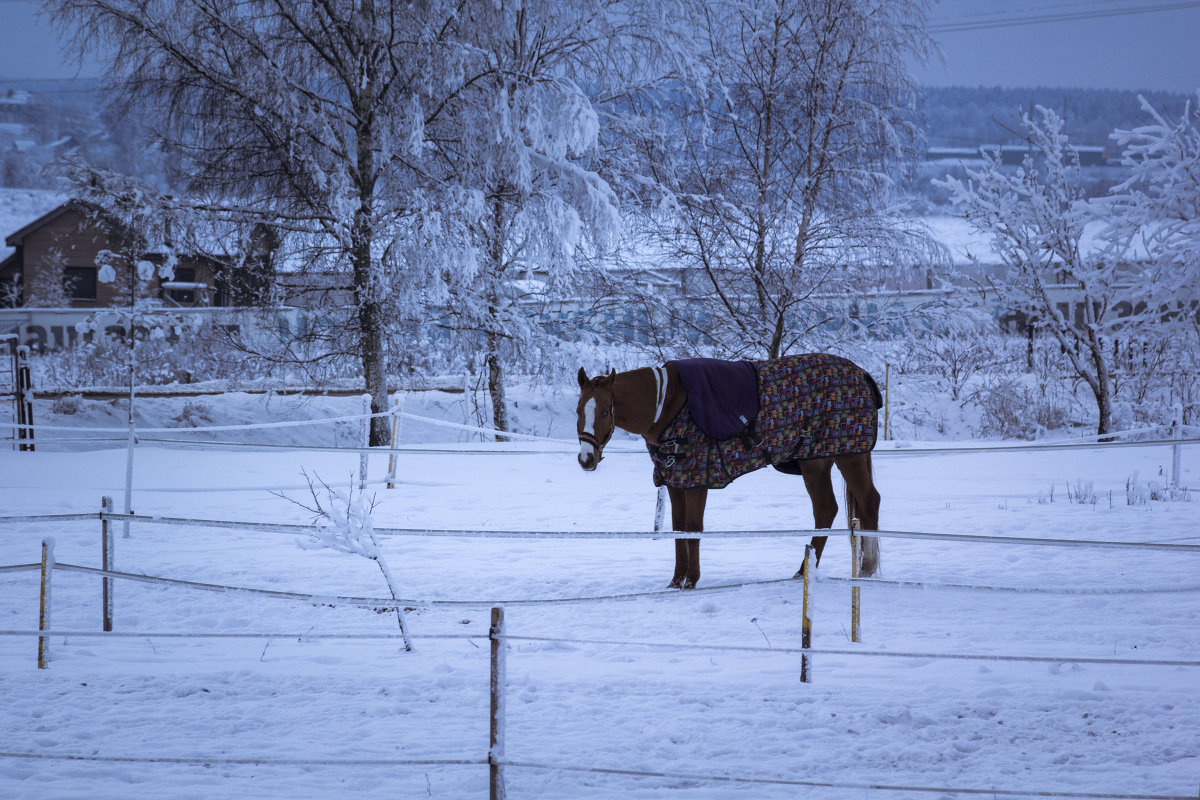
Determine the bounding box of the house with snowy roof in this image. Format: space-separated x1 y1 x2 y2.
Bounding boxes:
0 199 272 310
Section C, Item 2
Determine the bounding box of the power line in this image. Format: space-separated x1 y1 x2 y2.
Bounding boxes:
929 1 1200 33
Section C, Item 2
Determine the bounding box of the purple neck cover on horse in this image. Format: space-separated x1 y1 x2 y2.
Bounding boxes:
670 358 759 441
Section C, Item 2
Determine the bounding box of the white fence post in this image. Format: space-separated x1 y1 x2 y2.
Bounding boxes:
489 606 507 800
38 538 55 669
653 485 667 533
359 394 371 492
386 393 404 490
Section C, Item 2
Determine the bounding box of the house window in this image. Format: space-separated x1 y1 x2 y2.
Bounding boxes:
63 266 97 301
167 267 197 304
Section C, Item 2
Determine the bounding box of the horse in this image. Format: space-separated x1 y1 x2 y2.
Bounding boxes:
576 353 882 589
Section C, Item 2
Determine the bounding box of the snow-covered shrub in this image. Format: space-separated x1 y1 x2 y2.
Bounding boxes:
283 471 412 650
169 401 213 428
28 319 330 390
970 375 1074 439
1126 470 1191 504
1066 480 1097 506
50 394 84 415
908 309 1003 402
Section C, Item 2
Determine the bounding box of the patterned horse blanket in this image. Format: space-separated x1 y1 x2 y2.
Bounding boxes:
649 353 880 490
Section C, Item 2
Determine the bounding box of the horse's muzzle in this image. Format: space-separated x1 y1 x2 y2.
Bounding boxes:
577 439 601 471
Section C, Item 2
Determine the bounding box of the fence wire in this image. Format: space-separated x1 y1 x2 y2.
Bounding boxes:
498 760 1198 800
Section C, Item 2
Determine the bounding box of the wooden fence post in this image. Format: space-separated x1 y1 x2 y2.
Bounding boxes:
850 519 862 644
883 362 890 442
801 545 813 683
38 538 54 669
1171 404 1182 496
489 607 507 800
101 496 114 631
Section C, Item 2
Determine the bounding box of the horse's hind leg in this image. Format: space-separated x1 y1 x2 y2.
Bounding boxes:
835 452 881 577
667 486 707 589
795 458 837 577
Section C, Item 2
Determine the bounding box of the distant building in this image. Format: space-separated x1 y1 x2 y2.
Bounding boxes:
0 199 268 309
926 145 1114 168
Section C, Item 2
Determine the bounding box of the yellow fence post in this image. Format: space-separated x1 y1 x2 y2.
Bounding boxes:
850 518 862 644
801 545 813 683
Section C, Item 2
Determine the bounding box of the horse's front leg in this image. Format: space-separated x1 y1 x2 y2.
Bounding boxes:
667 486 708 589
795 458 837 577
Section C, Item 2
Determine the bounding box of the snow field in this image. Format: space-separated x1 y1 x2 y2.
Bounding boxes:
1 394 1198 799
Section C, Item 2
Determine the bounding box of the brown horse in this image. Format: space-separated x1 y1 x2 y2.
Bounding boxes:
576 355 881 589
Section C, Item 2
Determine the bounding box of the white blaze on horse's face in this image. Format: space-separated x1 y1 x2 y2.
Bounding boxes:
576 368 615 471
579 397 598 465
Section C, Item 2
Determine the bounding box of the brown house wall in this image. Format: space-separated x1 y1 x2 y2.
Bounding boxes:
15 207 222 308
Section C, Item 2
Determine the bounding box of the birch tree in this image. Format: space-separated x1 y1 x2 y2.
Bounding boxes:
634 0 939 358
50 0 452 445
411 0 627 437
938 107 1130 436
1108 93 1200 424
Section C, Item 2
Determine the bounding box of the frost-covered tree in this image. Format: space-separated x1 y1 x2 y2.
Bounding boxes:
52 0 657 441
1107 93 1200 424
410 0 629 437
937 107 1137 436
50 0 453 445
23 244 73 308
632 0 939 358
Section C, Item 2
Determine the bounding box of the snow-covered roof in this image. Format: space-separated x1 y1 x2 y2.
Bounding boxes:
920 216 1148 267
0 188 69 263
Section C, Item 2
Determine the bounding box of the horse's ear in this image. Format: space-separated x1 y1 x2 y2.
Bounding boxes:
577 367 589 388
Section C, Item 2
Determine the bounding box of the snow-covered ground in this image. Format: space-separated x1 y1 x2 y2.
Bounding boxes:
1 390 1198 799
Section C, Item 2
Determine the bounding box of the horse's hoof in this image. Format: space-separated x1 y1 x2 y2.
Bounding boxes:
682 578 697 590
667 578 683 589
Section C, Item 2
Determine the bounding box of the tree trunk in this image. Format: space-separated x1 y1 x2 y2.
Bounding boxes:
486 195 509 442
1090 333 1114 438
351 27 390 449
357 298 391 447
486 342 508 443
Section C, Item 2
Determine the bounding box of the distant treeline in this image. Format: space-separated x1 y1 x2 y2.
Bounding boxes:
922 86 1195 149
1 80 1195 189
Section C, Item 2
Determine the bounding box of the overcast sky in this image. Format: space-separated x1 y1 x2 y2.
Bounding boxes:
0 0 1198 92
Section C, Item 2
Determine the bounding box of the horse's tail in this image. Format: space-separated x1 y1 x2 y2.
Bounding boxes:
844 451 881 577
863 370 883 409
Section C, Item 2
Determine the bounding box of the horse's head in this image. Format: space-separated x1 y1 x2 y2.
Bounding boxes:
576 367 616 471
